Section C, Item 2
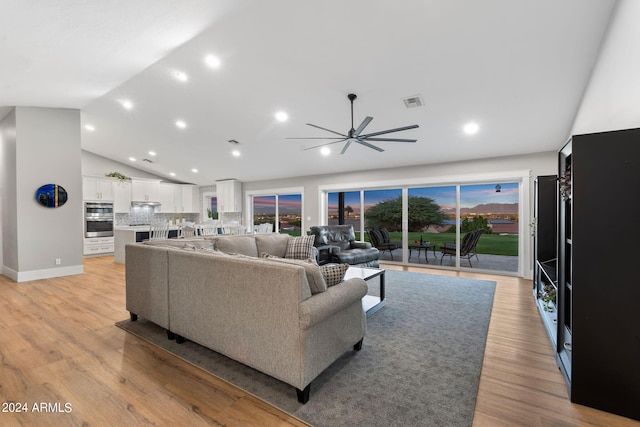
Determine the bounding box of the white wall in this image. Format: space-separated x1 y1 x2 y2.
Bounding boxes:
2 107 84 281
244 150 557 278
571 0 640 134
82 150 180 182
0 109 17 271
244 150 557 227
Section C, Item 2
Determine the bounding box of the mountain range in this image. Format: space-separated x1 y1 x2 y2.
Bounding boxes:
443 203 518 215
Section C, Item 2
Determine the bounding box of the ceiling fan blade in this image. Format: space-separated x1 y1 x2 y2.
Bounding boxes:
360 124 419 138
305 123 347 137
303 139 348 150
340 140 353 154
286 137 346 140
362 137 418 143
353 116 373 137
355 139 385 152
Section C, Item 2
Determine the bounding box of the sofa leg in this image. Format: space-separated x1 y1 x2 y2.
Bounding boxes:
354 339 363 351
167 331 175 340
175 335 185 344
129 312 138 322
296 384 311 404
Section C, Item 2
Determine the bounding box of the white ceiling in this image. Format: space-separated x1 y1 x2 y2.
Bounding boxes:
1 0 618 185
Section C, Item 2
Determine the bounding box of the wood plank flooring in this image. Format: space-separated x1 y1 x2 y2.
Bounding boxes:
0 257 638 426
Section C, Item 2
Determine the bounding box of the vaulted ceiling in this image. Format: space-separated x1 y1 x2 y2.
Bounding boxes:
0 0 618 185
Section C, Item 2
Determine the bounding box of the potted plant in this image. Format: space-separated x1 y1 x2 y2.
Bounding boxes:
105 171 130 182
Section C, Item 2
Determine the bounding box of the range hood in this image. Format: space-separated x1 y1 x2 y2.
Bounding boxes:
131 201 161 207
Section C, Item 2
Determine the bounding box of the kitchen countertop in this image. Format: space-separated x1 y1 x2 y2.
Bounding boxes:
115 225 181 231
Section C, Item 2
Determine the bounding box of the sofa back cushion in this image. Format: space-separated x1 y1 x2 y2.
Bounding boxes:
213 236 259 257
255 233 290 258
143 238 213 249
261 254 327 294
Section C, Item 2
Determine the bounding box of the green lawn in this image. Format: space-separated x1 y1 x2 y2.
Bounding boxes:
356 231 518 256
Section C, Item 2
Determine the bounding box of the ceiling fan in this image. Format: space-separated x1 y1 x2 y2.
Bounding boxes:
287 93 419 154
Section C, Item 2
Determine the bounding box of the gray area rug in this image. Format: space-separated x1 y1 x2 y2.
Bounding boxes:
116 270 496 427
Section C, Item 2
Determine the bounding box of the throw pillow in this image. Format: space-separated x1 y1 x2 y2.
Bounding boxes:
320 263 349 287
261 253 327 294
285 235 315 260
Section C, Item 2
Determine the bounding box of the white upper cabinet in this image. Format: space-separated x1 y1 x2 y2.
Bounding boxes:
113 181 132 213
181 185 198 213
158 183 177 212
83 176 114 201
157 183 198 213
131 179 160 202
216 180 242 212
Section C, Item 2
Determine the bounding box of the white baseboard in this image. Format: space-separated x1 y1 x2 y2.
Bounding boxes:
2 265 84 282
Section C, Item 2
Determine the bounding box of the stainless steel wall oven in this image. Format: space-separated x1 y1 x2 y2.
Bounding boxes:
84 202 114 237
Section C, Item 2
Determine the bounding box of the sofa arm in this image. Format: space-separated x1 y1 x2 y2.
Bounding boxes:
299 278 368 330
351 241 372 249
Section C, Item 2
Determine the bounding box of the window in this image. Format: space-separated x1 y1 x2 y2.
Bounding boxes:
323 175 524 275
248 188 303 236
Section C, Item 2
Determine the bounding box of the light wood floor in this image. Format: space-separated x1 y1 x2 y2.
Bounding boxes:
0 257 637 427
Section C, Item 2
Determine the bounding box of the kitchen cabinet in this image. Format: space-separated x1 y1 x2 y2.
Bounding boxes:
83 236 114 256
132 179 160 202
83 176 114 201
216 179 242 212
180 185 198 213
158 183 176 212
113 181 132 213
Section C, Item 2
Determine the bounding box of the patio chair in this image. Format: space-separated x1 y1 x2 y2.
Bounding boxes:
367 227 402 260
440 229 484 267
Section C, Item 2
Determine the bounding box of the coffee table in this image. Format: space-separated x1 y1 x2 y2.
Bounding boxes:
343 266 386 316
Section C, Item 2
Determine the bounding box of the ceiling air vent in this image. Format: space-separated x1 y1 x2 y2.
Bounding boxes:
402 95 424 108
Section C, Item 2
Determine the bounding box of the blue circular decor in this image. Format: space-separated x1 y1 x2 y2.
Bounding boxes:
35 184 68 208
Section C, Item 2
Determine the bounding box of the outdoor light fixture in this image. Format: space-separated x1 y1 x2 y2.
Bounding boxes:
495 184 502 192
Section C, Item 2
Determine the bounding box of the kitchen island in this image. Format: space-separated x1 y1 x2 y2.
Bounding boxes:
114 226 180 264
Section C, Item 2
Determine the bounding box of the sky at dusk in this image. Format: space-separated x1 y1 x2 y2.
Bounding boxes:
328 183 519 212
253 194 302 214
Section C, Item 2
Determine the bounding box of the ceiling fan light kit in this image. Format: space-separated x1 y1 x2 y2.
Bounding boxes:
288 93 419 154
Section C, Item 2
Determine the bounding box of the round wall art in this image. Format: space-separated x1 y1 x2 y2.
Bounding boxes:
35 184 68 208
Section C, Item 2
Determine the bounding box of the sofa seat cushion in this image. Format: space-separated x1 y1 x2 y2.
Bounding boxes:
255 233 290 258
334 247 379 265
261 254 327 294
213 236 259 257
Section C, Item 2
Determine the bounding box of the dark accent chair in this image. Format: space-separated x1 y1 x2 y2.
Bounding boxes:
308 225 380 268
440 229 484 267
367 227 401 260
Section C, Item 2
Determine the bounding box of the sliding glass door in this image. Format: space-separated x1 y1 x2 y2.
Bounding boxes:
324 180 521 274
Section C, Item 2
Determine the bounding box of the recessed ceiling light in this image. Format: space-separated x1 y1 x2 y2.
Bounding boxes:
205 54 221 69
463 122 479 135
129 157 136 162
175 120 187 129
148 151 156 156
172 70 188 82
191 168 198 173
232 150 241 157
120 100 134 110
169 172 176 177
320 147 331 156
275 111 288 122
84 124 95 131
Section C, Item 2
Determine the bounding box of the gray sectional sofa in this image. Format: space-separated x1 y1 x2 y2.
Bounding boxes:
125 233 368 403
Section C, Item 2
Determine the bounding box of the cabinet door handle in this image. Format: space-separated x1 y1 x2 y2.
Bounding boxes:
563 342 572 352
